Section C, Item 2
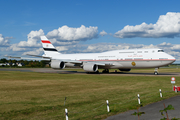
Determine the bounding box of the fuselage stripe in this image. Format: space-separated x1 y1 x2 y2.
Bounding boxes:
79 59 176 62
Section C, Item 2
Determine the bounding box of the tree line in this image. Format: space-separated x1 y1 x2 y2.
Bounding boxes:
0 58 50 68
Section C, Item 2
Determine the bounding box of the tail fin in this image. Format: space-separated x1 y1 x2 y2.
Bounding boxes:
41 36 60 57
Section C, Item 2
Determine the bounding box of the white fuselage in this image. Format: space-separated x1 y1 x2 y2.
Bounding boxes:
46 48 176 69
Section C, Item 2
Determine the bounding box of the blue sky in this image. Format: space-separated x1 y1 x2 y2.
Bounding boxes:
0 0 180 62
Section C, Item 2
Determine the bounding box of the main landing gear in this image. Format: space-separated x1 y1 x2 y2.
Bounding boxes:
154 68 159 75
102 69 109 73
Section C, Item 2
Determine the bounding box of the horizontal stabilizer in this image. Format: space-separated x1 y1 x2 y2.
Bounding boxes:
4 55 21 59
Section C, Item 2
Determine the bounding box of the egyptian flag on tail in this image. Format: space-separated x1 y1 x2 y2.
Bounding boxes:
41 36 58 52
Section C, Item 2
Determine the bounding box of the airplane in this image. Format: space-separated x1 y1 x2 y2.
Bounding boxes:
35 36 176 75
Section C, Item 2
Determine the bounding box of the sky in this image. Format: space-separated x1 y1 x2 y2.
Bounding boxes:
0 0 180 63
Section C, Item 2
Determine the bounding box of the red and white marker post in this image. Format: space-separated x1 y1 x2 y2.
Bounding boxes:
171 77 176 91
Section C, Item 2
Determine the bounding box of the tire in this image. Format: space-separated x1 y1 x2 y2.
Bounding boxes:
154 71 158 75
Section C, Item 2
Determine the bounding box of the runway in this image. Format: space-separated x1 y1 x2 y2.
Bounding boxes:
0 68 180 76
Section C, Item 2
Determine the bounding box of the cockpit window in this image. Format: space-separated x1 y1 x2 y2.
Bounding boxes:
158 50 164 52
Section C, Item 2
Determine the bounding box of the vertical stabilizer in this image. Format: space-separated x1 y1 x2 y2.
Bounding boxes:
41 36 60 57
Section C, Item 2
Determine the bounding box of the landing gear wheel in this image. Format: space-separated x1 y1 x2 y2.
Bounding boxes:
154 71 158 75
96 70 99 74
102 69 109 73
154 68 159 75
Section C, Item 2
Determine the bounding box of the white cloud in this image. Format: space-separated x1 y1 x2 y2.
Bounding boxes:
0 34 11 47
17 29 44 47
50 38 79 46
114 12 180 38
84 43 150 53
171 44 180 50
159 42 172 46
56 46 68 51
141 44 157 49
22 48 43 55
99 30 107 36
4 25 99 55
168 50 180 62
3 29 44 54
5 25 98 53
7 44 27 52
47 25 98 41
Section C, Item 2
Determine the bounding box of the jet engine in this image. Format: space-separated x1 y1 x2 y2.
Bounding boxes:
51 60 65 69
83 63 98 72
119 69 131 72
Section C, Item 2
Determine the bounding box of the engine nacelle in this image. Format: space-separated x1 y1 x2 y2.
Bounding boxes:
51 60 65 69
83 63 98 72
119 69 131 72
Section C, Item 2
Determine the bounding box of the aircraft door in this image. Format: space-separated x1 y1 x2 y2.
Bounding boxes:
134 49 137 55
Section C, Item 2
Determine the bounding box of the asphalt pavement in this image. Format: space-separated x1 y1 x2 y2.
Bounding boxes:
0 68 180 76
105 95 180 120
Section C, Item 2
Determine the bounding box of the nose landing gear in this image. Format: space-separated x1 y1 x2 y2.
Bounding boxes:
154 68 159 75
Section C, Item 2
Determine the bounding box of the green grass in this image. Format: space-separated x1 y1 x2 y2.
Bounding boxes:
0 69 179 120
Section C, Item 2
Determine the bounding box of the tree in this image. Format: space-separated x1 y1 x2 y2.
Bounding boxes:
0 58 8 63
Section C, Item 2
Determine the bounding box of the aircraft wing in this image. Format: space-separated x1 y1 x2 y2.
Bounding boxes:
5 54 116 67
62 60 114 66
26 54 83 64
51 58 115 66
5 55 50 61
26 54 51 59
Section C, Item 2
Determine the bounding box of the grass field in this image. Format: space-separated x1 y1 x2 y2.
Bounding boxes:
0 69 180 120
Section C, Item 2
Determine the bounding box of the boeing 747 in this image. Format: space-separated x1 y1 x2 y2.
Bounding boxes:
36 36 176 74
